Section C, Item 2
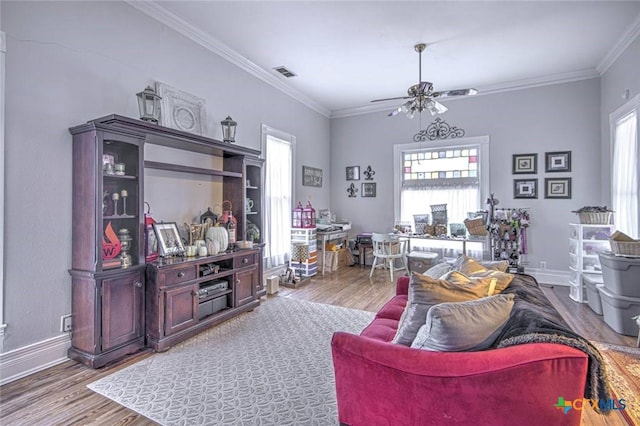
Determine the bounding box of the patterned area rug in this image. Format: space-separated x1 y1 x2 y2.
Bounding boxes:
593 342 640 425
88 297 375 425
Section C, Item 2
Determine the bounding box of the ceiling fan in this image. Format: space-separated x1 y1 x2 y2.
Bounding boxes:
371 43 478 118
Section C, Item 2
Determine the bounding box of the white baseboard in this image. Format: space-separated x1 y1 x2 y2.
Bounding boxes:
526 267 569 286
0 333 71 385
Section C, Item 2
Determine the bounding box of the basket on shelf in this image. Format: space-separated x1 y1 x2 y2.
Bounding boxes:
578 212 613 224
464 217 488 236
610 231 640 256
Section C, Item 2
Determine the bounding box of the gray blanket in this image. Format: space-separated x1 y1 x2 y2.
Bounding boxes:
492 273 610 405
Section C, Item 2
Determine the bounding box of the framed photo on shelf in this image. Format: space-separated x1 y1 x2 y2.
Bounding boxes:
545 177 572 199
512 153 537 174
545 151 571 172
302 165 323 187
346 166 360 181
362 182 376 197
152 222 185 257
513 179 538 199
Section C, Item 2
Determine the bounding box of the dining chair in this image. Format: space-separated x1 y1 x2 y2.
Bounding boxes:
369 232 409 282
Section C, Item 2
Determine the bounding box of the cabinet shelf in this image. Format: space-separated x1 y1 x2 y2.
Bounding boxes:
103 174 137 180
144 160 242 178
104 214 137 220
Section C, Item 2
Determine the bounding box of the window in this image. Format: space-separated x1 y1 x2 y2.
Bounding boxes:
261 125 295 269
393 136 490 229
610 95 639 238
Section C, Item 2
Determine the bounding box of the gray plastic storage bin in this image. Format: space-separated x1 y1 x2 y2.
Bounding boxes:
583 274 603 315
598 251 640 297
596 284 640 336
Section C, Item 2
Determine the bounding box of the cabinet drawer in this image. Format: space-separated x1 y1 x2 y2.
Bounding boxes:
163 265 197 285
234 252 256 268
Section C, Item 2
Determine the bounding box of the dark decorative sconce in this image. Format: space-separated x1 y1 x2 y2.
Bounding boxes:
413 118 465 142
347 183 358 198
363 165 375 180
221 115 237 143
136 86 162 123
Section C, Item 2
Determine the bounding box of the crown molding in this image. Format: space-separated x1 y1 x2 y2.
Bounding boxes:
331 68 600 119
597 13 640 74
126 1 331 118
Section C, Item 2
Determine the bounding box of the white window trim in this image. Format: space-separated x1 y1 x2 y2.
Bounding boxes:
609 92 640 234
392 136 490 223
0 31 6 339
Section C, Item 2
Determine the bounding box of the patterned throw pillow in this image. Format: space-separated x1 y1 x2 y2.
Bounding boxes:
451 255 514 292
422 262 453 278
411 293 515 351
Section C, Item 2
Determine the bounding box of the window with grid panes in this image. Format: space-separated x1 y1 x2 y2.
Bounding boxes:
393 137 490 233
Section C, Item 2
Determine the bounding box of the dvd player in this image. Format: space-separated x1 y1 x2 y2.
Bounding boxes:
198 280 228 299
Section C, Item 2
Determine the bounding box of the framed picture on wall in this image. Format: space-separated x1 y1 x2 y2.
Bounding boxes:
346 166 360 180
362 182 376 197
545 177 572 199
302 165 323 187
513 179 538 199
545 151 571 172
512 153 537 174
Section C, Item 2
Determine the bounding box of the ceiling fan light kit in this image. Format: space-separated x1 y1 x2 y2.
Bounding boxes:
372 43 477 118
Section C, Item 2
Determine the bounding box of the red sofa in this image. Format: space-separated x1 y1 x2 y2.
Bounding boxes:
331 275 589 426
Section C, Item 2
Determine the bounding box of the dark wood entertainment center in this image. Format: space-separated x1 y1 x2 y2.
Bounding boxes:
68 115 265 368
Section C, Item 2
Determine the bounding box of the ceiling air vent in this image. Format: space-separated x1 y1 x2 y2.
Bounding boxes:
273 66 297 78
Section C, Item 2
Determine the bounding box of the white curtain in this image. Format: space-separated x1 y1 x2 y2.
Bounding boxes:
400 185 480 226
264 135 292 268
612 111 638 238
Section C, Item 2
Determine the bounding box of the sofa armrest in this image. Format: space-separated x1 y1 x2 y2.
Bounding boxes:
331 332 588 426
396 275 409 296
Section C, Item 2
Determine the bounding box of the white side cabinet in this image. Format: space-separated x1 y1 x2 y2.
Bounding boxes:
568 223 614 302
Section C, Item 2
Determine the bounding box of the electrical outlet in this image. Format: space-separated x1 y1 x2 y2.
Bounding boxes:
61 315 72 333
539 261 547 270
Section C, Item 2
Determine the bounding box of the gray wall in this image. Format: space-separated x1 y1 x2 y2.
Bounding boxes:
331 79 602 272
1 1 329 352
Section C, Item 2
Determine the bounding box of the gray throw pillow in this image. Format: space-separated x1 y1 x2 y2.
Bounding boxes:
411 293 515 352
392 272 499 346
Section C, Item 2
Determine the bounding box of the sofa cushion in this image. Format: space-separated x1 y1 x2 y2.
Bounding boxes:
375 295 408 320
360 317 399 342
411 293 515 351
392 271 504 346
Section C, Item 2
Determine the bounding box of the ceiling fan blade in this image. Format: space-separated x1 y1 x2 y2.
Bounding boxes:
430 99 448 115
432 88 478 99
387 100 414 117
371 96 412 103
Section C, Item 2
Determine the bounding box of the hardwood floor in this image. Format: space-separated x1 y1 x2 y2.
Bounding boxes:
0 266 635 425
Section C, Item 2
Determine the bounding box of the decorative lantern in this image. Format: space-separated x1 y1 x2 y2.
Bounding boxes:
221 115 237 143
136 86 162 123
292 201 304 228
302 201 316 228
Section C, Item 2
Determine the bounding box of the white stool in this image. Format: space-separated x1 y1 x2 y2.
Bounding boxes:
407 251 439 274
